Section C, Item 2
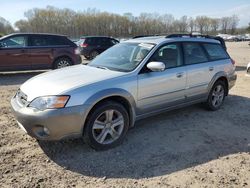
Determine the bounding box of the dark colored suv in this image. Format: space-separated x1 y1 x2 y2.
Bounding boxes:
0 33 82 71
78 36 119 59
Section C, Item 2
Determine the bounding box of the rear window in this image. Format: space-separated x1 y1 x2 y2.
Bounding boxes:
203 43 229 60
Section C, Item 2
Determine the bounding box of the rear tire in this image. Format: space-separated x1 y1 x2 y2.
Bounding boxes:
83 101 129 150
53 57 72 69
205 80 226 111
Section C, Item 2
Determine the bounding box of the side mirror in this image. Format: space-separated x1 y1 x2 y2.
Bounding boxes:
147 61 165 72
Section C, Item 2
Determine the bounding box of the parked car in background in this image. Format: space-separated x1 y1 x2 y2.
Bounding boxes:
0 33 81 71
11 34 236 150
78 36 119 59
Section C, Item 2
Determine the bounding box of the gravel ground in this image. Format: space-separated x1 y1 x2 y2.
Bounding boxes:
0 42 250 188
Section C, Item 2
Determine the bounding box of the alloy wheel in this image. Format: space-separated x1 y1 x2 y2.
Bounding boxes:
92 109 124 145
211 84 225 108
57 60 71 68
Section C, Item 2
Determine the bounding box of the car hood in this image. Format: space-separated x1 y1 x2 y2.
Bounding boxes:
20 65 126 101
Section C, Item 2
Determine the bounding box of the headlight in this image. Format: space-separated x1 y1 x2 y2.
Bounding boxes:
29 96 70 111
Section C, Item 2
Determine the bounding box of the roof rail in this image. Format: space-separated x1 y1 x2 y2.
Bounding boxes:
132 34 162 39
166 33 226 50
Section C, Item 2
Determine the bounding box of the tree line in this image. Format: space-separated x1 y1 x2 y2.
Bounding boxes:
0 6 245 38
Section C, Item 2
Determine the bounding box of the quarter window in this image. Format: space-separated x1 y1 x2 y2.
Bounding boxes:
203 43 229 60
183 43 208 65
149 43 182 69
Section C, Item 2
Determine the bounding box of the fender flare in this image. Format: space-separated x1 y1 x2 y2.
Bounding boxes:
81 88 137 133
207 71 229 96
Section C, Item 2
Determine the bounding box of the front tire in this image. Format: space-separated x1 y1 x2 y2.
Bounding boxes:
205 80 226 111
83 101 129 150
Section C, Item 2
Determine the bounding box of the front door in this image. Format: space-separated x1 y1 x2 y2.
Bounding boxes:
137 43 187 114
0 35 30 71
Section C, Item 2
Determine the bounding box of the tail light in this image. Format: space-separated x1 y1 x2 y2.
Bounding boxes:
80 43 88 48
231 59 236 66
74 48 80 55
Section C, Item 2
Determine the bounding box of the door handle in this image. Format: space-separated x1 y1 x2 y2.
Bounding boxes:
176 72 184 78
209 67 214 71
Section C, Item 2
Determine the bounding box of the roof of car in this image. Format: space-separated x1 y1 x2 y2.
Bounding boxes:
2 33 67 38
125 36 221 45
80 36 116 39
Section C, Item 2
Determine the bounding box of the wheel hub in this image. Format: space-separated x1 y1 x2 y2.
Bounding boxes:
92 109 125 145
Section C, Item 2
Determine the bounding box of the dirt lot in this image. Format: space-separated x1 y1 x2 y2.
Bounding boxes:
0 42 250 188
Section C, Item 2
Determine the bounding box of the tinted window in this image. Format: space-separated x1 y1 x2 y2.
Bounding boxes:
1 36 27 48
86 38 96 45
100 38 110 45
30 36 48 46
203 43 229 60
183 43 208 65
29 35 69 46
150 43 182 69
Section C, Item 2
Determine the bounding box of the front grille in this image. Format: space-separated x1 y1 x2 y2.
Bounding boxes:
16 89 28 106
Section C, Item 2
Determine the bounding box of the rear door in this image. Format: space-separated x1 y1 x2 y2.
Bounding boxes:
183 42 214 99
27 35 53 69
137 43 187 114
0 35 30 71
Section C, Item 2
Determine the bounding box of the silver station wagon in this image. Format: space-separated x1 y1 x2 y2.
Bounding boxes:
11 34 237 150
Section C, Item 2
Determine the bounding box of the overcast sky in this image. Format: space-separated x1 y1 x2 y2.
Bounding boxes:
1 0 250 27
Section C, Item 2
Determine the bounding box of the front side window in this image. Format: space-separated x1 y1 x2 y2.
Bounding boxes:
149 43 182 69
89 42 155 72
183 43 208 65
203 43 229 60
1 36 27 48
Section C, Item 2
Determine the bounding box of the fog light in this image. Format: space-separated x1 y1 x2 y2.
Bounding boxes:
43 127 50 135
33 126 50 138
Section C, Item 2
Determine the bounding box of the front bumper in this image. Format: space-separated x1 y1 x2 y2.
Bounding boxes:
228 72 237 89
11 97 89 140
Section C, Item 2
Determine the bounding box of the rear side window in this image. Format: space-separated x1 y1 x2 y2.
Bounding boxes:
86 38 98 45
29 35 71 47
183 43 208 65
203 43 229 60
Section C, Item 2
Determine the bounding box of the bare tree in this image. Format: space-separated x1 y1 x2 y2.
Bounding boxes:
0 17 14 35
195 16 208 34
210 18 220 34
228 15 239 34
12 6 242 38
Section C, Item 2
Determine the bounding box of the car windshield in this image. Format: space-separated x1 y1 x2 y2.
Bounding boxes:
88 42 155 72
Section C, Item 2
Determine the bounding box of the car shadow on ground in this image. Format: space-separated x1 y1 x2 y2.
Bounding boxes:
0 71 46 86
39 94 250 179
